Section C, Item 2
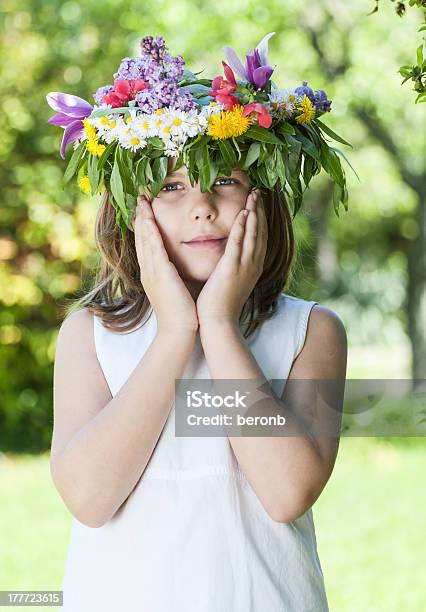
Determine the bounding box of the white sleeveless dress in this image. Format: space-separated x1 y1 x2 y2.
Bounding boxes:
60 292 329 612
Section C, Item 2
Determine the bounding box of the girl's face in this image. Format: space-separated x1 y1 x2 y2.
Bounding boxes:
149 160 252 285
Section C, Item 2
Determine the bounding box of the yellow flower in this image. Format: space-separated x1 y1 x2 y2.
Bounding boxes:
85 139 106 156
78 175 91 194
295 95 315 124
207 105 251 140
83 117 97 139
155 108 164 115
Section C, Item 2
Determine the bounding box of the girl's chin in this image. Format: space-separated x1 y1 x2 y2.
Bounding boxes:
180 266 217 283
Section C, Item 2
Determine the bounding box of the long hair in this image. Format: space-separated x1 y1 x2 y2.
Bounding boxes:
60 185 298 339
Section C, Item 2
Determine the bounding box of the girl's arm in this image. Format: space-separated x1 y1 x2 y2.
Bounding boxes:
51 308 197 528
199 304 347 523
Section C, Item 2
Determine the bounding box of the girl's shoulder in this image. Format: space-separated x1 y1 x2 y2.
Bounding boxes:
274 292 319 320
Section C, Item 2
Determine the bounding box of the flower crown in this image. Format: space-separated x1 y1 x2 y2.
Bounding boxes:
46 32 354 238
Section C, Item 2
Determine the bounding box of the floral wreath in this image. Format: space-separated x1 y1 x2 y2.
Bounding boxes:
46 32 356 238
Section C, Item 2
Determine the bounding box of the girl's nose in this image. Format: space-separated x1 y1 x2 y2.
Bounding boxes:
189 193 218 221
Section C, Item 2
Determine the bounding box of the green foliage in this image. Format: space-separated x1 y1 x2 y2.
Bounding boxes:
368 0 426 101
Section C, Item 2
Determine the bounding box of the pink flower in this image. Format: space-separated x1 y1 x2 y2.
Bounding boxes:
242 102 272 128
208 61 240 110
102 79 149 107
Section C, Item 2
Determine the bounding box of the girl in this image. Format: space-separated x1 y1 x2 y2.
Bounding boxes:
51 157 347 611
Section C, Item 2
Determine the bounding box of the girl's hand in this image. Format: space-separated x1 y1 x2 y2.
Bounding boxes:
196 189 268 328
133 195 199 333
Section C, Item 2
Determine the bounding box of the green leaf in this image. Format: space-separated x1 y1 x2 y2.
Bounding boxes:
63 143 85 185
277 122 295 136
258 142 270 165
218 139 237 170
292 130 321 162
285 135 303 181
415 91 426 104
245 125 285 145
135 156 148 187
257 164 272 189
97 140 117 170
289 178 303 218
195 145 218 190
314 118 353 148
117 147 137 196
274 148 287 190
147 136 165 149
320 141 345 187
416 44 424 67
110 149 126 217
180 83 213 98
329 146 361 182
232 136 242 160
302 155 316 189
87 153 101 195
152 156 169 186
89 107 132 119
242 142 261 169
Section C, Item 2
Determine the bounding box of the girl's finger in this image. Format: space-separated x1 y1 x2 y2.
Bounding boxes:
137 196 170 267
225 207 248 264
241 191 258 264
135 198 153 275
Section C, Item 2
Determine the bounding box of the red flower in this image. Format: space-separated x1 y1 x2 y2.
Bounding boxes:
208 61 240 110
242 102 272 128
102 79 149 108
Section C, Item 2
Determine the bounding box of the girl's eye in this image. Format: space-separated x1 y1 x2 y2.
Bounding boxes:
160 177 238 192
161 183 182 192
215 177 238 186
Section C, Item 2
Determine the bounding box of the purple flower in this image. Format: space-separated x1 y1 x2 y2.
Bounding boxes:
135 78 196 113
113 36 186 96
46 92 93 159
314 89 332 113
93 85 114 105
140 35 167 62
165 55 185 81
113 56 160 82
222 31 276 90
294 81 316 103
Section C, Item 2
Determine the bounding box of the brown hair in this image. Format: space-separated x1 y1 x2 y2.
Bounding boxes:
60 185 298 339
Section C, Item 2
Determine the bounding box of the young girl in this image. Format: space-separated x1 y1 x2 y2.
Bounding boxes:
51 156 347 611
46 30 351 612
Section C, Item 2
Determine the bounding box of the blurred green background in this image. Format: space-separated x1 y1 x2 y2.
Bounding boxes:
1 1 425 610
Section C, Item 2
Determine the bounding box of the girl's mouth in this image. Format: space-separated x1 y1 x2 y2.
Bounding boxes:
183 238 227 249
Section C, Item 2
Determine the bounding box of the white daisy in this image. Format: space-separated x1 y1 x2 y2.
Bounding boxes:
268 88 302 117
100 115 126 144
118 131 148 152
199 102 225 118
